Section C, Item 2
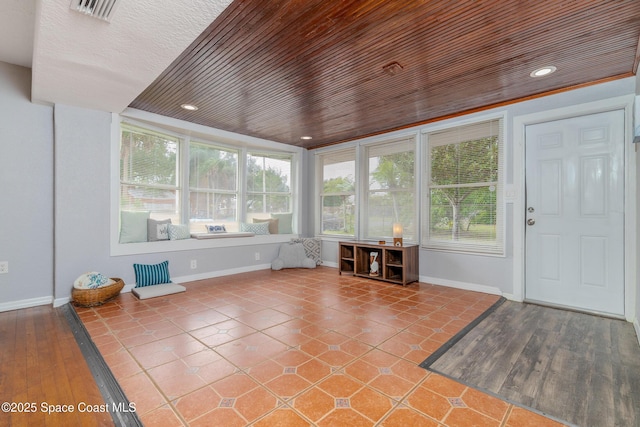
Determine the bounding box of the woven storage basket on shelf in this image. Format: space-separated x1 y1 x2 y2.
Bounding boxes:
72 278 124 307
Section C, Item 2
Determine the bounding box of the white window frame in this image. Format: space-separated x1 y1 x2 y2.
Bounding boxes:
110 114 300 256
245 151 294 219
119 123 182 224
188 141 240 232
422 115 505 255
362 136 417 242
316 148 357 237
314 133 418 243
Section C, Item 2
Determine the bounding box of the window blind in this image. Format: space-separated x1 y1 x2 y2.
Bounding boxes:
365 136 416 240
425 118 504 255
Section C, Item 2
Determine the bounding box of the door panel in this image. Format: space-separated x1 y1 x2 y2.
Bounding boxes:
539 234 560 281
525 110 624 316
580 236 606 288
539 160 561 215
581 156 606 215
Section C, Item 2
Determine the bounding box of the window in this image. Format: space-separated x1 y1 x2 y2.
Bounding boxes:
424 118 504 254
364 138 416 241
189 143 238 232
246 152 293 220
117 122 298 247
318 149 356 235
120 124 180 223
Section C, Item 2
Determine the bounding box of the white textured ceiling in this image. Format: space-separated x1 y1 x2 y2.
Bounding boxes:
0 0 232 113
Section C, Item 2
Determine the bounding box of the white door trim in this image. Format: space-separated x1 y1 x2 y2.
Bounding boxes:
512 95 636 321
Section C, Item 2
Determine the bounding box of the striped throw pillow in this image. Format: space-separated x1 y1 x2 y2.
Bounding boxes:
133 261 171 287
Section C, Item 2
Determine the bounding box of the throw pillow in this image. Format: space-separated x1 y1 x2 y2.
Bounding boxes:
73 272 113 289
147 218 171 242
271 243 316 270
133 260 171 287
168 224 191 240
290 237 322 265
240 221 270 234
119 211 150 243
206 224 227 233
271 213 293 234
253 218 279 234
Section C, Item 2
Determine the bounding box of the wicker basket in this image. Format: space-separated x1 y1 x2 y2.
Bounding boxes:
72 278 124 307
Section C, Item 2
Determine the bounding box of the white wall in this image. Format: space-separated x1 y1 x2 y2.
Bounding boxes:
0 62 312 310
0 59 637 322
0 62 54 309
53 105 308 304
312 77 637 301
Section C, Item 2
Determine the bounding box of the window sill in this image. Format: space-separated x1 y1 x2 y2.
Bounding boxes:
110 234 296 257
190 232 255 239
316 235 355 242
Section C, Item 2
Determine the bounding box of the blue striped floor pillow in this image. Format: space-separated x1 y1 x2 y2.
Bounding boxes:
133 261 171 287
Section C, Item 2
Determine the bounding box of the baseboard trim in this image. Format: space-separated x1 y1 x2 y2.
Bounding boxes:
6 267 507 312
172 263 272 284
419 275 503 296
316 266 504 296
0 296 53 313
119 263 273 293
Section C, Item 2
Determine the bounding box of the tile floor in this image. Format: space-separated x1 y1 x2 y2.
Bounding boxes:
75 267 567 426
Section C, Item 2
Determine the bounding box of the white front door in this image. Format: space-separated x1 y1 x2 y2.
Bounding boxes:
525 110 625 316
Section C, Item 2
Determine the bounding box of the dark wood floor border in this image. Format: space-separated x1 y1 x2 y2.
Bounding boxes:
419 296 506 370
424 363 577 427
61 304 143 427
420 300 587 427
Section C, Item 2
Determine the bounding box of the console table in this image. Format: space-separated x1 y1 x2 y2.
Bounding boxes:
338 241 419 285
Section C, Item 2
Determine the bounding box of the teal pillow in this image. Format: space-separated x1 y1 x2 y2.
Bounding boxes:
133 261 171 287
240 221 270 234
271 213 293 234
253 218 279 234
119 211 150 243
168 224 191 240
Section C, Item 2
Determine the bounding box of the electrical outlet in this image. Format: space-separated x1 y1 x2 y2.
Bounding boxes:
0 261 8 274
254 252 260 261
190 259 197 269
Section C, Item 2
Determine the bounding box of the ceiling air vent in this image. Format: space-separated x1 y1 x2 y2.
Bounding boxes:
70 0 121 22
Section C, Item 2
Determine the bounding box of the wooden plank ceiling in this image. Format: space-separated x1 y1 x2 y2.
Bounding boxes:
130 0 640 149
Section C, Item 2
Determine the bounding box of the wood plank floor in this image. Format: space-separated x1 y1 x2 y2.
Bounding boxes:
0 306 113 427
428 302 640 427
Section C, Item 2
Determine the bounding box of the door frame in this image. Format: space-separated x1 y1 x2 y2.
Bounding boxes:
512 95 636 321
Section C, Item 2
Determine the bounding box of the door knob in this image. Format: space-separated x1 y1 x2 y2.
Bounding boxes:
527 218 535 226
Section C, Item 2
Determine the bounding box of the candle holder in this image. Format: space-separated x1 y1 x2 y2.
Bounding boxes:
393 223 403 247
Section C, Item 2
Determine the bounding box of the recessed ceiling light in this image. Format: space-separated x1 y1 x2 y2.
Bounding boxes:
530 66 557 78
180 104 198 111
300 136 313 140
